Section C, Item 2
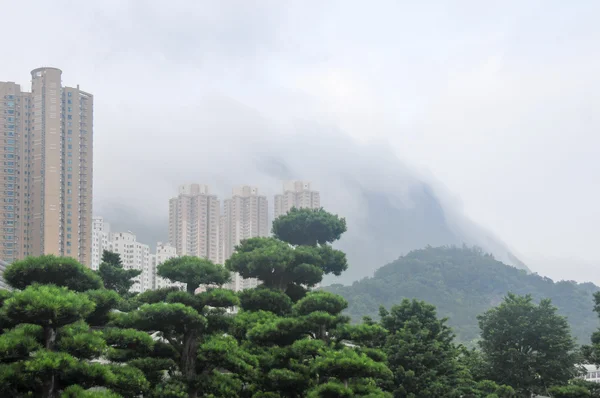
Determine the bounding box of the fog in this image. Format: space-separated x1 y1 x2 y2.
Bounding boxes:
2 0 600 284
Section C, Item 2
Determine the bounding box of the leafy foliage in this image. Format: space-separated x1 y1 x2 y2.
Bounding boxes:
0 207 596 398
478 293 580 396
5 255 103 292
97 250 142 296
158 256 230 294
272 207 347 246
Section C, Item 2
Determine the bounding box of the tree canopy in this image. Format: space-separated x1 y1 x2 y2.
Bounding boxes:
0 208 597 397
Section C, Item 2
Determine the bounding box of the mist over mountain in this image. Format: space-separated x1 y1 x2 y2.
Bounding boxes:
96 97 525 284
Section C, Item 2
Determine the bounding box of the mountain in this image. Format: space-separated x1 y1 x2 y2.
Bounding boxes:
325 246 599 344
96 98 527 284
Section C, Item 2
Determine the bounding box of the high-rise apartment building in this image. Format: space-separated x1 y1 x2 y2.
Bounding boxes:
0 68 93 264
90 216 110 270
222 185 269 291
153 241 183 290
109 231 152 293
168 184 220 263
274 181 320 219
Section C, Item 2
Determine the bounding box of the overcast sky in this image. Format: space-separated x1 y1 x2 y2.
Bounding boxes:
2 0 600 283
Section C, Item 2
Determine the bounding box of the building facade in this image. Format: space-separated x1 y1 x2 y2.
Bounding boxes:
274 181 320 219
109 231 152 293
90 216 110 270
0 67 93 265
582 365 600 383
168 184 220 263
153 241 183 290
222 185 269 291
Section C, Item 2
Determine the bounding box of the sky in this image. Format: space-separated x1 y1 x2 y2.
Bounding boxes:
2 0 600 283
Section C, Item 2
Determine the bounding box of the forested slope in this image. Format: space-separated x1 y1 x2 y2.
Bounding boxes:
326 246 599 343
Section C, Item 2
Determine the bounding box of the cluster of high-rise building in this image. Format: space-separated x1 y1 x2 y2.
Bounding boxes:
92 181 320 293
0 67 93 265
0 67 321 295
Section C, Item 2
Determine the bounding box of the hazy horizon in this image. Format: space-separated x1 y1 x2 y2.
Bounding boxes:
2 0 600 285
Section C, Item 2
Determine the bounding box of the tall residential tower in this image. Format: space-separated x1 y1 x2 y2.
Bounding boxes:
274 181 320 219
222 185 269 291
0 67 93 264
168 184 220 263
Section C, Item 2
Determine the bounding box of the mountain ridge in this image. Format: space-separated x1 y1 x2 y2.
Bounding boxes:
325 245 598 343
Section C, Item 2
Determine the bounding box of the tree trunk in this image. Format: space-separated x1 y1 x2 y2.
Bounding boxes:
187 284 196 295
42 326 57 398
188 386 199 398
181 331 198 398
43 326 56 350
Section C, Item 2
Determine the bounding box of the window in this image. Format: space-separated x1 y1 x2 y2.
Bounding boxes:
67 182 72 187
67 115 72 120
68 92 72 97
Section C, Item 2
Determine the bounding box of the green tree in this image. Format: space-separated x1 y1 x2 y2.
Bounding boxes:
115 257 251 398
548 384 592 398
272 207 347 246
96 250 142 296
309 348 392 394
379 299 473 397
583 292 600 365
157 256 230 294
0 256 148 398
4 255 102 292
478 293 580 397
226 208 348 293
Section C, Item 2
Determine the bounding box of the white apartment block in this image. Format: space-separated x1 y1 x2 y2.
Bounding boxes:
90 216 111 270
109 231 152 293
274 181 320 219
582 365 600 383
153 241 184 291
169 184 220 264
222 185 269 291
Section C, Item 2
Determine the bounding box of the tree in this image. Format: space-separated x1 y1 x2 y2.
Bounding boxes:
157 256 230 295
548 384 592 398
96 250 142 296
583 292 600 365
379 299 473 397
310 348 392 394
0 256 153 397
115 257 250 398
4 255 102 292
272 207 347 246
0 256 148 398
478 293 580 397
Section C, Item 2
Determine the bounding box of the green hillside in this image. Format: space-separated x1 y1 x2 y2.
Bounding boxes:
325 246 599 344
